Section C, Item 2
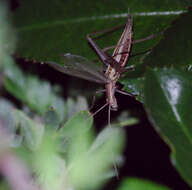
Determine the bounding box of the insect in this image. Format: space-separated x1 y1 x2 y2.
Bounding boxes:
47 14 150 123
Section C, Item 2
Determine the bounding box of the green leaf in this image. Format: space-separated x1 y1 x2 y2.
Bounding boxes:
0 100 46 149
144 68 192 186
118 178 171 190
142 12 192 185
0 98 23 148
17 111 125 190
68 126 125 190
3 61 66 116
62 96 89 122
32 132 66 190
13 0 188 63
0 98 15 132
57 111 93 155
54 111 125 189
13 0 190 24
144 10 192 69
121 77 145 102
14 110 44 150
43 108 61 130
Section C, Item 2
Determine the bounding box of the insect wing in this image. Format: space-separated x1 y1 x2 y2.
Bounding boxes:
47 54 109 84
113 15 133 67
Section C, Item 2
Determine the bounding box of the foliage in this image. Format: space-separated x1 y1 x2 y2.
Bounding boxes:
0 0 192 190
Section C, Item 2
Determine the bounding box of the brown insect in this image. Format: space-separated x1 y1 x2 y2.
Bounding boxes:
48 14 156 123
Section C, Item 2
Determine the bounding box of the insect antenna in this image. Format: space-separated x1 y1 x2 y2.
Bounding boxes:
107 105 120 178
90 97 120 178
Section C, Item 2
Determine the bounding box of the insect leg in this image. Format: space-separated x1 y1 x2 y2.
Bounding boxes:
116 89 136 97
87 23 125 41
87 23 127 66
130 48 152 57
133 31 163 44
91 102 109 117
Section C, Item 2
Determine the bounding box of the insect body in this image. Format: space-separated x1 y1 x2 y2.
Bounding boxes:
48 15 134 116
105 15 133 110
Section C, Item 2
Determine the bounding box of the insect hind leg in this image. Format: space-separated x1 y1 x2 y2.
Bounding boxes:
116 89 136 97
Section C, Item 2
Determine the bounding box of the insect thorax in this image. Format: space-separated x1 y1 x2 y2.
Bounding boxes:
105 66 119 82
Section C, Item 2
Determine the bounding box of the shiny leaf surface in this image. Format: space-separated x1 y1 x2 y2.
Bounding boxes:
144 68 192 186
